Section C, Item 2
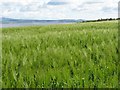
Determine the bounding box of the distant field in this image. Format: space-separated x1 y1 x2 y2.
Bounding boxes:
2 21 118 88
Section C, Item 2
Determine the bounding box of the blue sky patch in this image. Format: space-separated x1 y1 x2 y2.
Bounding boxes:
47 1 67 5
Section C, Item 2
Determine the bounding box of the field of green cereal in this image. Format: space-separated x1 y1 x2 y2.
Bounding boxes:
2 21 118 88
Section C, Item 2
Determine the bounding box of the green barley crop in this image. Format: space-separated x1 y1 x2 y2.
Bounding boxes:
2 21 118 88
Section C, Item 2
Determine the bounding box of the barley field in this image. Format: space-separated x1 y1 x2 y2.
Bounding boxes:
2 21 118 88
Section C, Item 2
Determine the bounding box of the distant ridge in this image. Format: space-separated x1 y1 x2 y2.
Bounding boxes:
0 17 84 24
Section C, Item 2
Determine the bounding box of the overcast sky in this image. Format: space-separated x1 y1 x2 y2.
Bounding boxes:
0 0 119 20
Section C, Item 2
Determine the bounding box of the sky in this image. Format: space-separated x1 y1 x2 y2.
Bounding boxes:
0 0 119 20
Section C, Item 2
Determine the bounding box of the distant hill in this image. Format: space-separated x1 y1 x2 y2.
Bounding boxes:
0 17 84 24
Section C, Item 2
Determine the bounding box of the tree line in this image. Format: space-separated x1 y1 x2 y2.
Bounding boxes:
83 18 120 22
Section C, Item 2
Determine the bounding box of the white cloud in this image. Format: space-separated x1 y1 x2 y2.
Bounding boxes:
0 0 119 20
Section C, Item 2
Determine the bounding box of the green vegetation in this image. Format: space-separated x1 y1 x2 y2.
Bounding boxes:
2 21 118 88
